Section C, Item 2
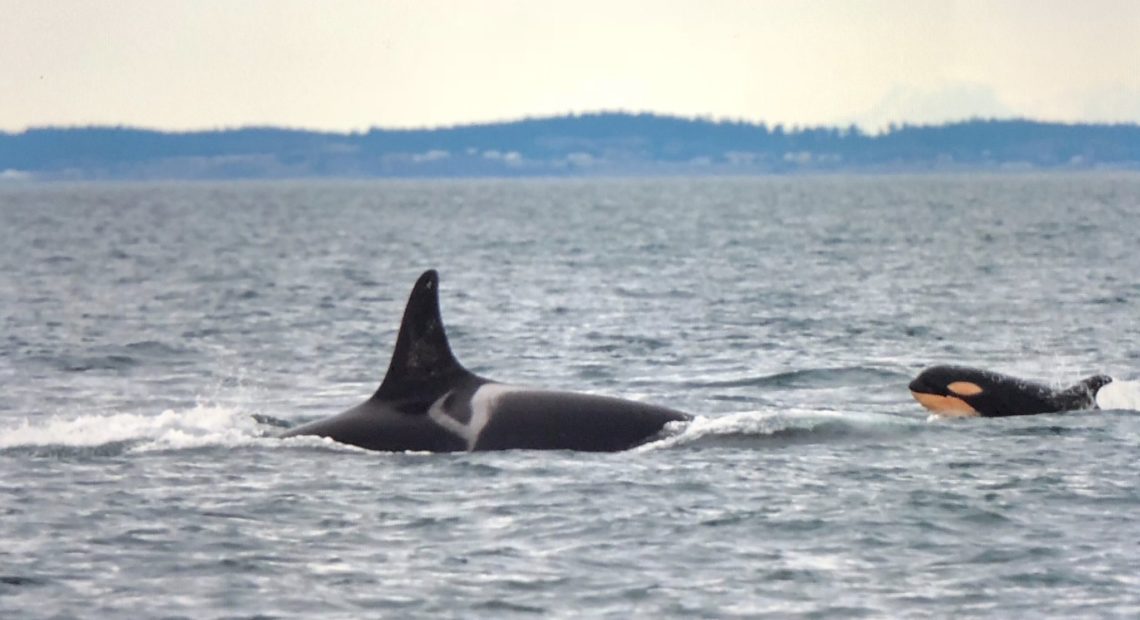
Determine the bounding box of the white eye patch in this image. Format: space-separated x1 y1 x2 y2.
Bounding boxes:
947 381 984 397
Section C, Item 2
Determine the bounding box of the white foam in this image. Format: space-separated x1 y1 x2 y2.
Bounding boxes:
1096 379 1140 411
0 403 267 452
276 433 375 454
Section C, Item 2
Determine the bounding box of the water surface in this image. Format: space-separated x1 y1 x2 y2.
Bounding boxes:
2 175 1139 618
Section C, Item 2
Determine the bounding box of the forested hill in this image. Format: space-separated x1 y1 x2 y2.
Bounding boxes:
2 113 1139 180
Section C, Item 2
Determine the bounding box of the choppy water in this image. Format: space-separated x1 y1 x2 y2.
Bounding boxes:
2 175 1140 618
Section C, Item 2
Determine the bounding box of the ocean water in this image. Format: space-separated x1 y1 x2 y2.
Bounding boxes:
2 175 1139 618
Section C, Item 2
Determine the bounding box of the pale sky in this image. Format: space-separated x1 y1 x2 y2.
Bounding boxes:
2 0 1139 132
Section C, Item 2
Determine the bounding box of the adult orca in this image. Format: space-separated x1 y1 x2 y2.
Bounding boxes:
281 270 691 452
908 365 1112 417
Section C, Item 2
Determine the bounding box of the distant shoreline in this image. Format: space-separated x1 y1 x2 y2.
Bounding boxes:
3 113 1139 181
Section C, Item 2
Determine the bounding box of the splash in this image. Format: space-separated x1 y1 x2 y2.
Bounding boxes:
1096 379 1140 411
0 404 269 453
0 401 384 455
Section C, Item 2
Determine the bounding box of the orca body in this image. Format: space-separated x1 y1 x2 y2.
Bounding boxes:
281 270 690 452
908 365 1112 417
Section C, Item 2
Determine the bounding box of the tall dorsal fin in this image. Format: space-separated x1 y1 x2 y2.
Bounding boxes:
371 270 470 404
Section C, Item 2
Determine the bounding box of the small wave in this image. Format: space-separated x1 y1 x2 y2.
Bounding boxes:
636 408 923 451
1096 379 1140 411
687 366 910 390
0 575 50 588
584 331 671 352
120 340 194 356
28 341 197 373
30 353 140 372
613 286 697 300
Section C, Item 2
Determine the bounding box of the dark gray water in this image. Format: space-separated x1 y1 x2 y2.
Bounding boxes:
2 175 1139 618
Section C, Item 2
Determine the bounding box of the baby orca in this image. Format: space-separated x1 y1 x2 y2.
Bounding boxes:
909 365 1112 417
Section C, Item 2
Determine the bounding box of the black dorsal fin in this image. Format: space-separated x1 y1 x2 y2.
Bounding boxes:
371 270 470 404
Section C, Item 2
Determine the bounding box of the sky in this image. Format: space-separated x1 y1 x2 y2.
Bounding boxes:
2 0 1140 132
